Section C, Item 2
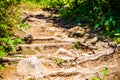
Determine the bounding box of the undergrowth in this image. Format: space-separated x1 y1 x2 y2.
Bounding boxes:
0 0 21 58
0 0 27 69
34 0 120 43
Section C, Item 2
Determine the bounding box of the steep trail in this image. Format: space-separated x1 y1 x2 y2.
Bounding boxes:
0 10 120 80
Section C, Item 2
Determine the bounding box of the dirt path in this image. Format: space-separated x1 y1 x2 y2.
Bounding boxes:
0 10 120 80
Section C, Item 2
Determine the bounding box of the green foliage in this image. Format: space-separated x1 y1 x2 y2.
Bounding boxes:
92 77 100 80
0 64 4 69
114 33 120 43
0 51 5 57
17 22 30 30
72 41 81 49
55 58 64 64
92 67 109 80
51 57 64 65
20 0 41 10
38 0 70 9
34 0 120 40
0 37 22 57
60 0 120 42
20 0 120 43
103 68 108 76
0 0 22 68
0 0 22 57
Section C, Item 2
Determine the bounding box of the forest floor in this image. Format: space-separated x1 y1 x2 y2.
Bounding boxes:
0 8 120 80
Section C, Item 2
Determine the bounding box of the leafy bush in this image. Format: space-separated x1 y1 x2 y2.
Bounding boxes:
37 0 71 9
60 0 120 43
0 0 22 57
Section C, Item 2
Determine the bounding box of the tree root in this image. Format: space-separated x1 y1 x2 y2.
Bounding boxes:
1 44 119 64
42 65 117 77
54 48 76 57
0 57 25 62
77 47 115 64
19 43 72 48
0 48 115 62
24 64 118 80
33 36 98 49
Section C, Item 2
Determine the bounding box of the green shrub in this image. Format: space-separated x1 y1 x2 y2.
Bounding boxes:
37 0 71 9
0 0 21 58
60 0 120 43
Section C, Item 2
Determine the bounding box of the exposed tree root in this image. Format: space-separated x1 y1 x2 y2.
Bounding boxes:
0 57 24 62
41 65 118 77
19 43 72 48
33 36 98 49
77 47 115 64
51 47 117 66
54 48 76 57
23 65 118 80
1 45 118 65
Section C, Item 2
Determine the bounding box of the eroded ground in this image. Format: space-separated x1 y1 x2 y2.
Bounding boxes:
0 9 120 80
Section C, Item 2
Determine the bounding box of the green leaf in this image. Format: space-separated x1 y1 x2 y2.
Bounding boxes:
0 64 4 69
105 25 110 31
0 46 3 50
55 58 63 64
92 77 100 80
1 38 8 42
94 24 100 30
105 20 110 25
117 28 120 33
112 21 115 26
7 39 13 45
6 0 10 2
24 23 30 29
103 68 108 76
16 0 21 3
72 42 80 49
0 51 5 57
114 33 120 36
109 16 113 21
15 38 22 43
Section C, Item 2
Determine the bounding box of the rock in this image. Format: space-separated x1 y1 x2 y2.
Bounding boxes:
17 56 46 78
68 26 85 38
98 35 106 41
68 26 83 32
68 31 85 38
24 76 34 80
23 35 33 44
86 37 98 44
